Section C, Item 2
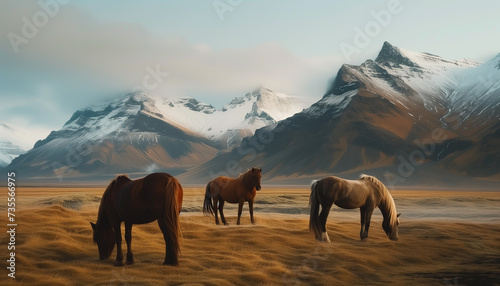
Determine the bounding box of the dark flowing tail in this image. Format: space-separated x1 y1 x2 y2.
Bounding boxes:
163 177 182 265
203 182 214 216
309 180 322 240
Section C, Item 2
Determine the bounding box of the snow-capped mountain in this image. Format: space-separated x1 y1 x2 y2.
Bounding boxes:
8 92 220 179
7 42 499 185
156 87 309 148
8 88 308 180
185 42 500 185
0 122 50 167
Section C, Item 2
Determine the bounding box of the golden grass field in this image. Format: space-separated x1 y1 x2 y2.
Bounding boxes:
1 186 499 285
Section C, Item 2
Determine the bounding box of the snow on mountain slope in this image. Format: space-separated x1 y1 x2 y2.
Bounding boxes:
0 122 50 167
444 53 500 131
361 42 480 113
154 87 310 147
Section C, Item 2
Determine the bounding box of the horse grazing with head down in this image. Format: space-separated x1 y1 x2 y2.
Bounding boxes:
309 174 400 242
203 168 262 225
91 173 183 266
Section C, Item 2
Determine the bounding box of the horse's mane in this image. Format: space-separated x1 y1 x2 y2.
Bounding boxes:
359 174 397 226
236 169 254 189
97 174 130 225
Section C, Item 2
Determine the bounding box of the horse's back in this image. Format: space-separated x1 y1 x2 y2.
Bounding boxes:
317 176 375 209
316 176 345 199
209 176 252 203
115 173 181 223
143 173 183 207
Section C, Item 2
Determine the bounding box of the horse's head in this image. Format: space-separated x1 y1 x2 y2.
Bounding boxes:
251 168 262 191
383 213 401 241
90 222 115 260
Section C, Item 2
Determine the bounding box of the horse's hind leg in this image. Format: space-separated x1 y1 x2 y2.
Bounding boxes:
318 202 333 242
219 199 227 225
125 222 134 265
158 218 178 266
212 197 220 225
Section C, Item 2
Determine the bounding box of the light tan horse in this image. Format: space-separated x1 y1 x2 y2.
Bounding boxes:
309 174 400 242
203 168 262 225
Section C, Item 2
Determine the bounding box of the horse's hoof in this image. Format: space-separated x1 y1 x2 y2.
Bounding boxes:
251 221 255 225
114 260 124 267
163 261 179 266
126 259 134 265
223 222 228 226
320 232 331 242
361 238 367 242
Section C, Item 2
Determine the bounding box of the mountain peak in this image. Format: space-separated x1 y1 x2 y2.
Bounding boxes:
375 41 418 67
123 91 154 105
245 87 279 100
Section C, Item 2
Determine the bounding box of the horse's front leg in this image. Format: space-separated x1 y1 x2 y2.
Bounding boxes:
363 207 374 241
125 222 134 265
113 222 124 266
236 199 244 225
360 207 374 241
360 207 367 241
248 199 255 224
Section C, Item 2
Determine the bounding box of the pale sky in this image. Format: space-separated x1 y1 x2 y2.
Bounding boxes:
1 0 499 134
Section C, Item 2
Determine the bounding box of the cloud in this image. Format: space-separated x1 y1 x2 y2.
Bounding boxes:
0 1 341 132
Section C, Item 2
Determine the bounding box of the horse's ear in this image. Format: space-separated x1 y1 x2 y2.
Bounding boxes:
397 213 401 218
90 222 96 230
259 168 262 172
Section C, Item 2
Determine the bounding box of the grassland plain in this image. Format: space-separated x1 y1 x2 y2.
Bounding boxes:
0 187 499 285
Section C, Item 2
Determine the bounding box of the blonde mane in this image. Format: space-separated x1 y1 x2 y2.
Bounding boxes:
359 174 398 227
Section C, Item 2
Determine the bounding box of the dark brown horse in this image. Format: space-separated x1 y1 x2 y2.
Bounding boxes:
91 173 183 266
203 168 262 225
309 174 400 242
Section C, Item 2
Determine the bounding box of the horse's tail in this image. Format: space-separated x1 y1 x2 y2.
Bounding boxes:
309 180 322 240
203 182 214 216
164 177 182 265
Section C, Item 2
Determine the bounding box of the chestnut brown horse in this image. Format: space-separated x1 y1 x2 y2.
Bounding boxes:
91 173 183 266
309 174 400 242
203 168 262 225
